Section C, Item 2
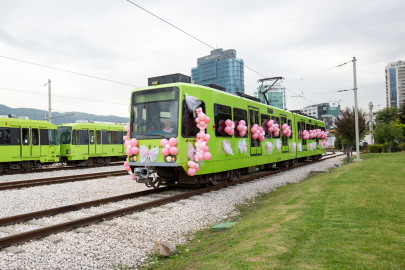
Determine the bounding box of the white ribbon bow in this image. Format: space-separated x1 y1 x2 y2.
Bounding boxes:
238 139 248 154
139 145 159 164
266 141 273 154
276 139 282 151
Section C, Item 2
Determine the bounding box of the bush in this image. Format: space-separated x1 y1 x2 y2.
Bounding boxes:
399 143 405 151
368 144 383 153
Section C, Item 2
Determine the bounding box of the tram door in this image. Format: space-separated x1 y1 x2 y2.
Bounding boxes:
89 130 95 155
21 128 31 157
95 130 102 155
31 128 40 157
249 107 262 156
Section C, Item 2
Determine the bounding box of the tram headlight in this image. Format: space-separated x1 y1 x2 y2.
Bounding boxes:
164 155 176 163
129 155 137 162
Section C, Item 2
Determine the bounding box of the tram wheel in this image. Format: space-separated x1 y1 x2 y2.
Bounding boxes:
104 157 111 165
86 158 93 167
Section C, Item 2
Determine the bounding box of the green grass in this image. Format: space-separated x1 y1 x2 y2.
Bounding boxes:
141 153 405 270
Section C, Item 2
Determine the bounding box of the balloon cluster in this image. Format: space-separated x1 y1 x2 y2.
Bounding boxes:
123 123 136 180
321 139 329 148
235 120 247 137
251 124 265 141
224 119 235 135
281 124 292 137
160 138 178 156
302 129 327 140
188 108 212 176
266 120 280 137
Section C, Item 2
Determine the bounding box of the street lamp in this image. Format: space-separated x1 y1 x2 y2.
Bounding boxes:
353 57 361 161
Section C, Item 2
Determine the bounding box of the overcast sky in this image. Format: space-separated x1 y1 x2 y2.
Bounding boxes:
1 0 404 118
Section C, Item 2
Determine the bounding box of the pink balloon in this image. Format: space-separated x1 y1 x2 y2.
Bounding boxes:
161 148 169 156
126 149 132 156
225 126 232 134
219 120 225 127
282 124 288 130
124 126 129 131
268 127 274 132
259 136 265 142
274 132 280 137
199 114 206 121
124 141 130 148
188 167 197 176
169 138 177 146
282 129 288 135
240 130 246 137
237 125 244 132
204 146 209 152
203 152 212 160
124 161 128 166
205 116 210 124
160 139 168 148
229 129 234 135
252 133 259 139
269 120 274 125
259 127 264 133
205 134 210 140
131 146 139 155
197 153 203 160
251 127 257 134
200 121 206 126
287 132 291 137
131 174 136 180
123 136 129 141
225 119 233 126
238 120 245 126
126 166 131 171
169 147 178 155
195 117 201 124
130 138 138 147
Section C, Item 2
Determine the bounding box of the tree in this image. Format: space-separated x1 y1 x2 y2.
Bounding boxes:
375 107 399 124
398 103 405 124
373 122 404 152
334 107 367 163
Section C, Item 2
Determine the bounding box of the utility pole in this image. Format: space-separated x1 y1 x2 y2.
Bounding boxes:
353 57 361 161
48 79 51 123
369 102 374 145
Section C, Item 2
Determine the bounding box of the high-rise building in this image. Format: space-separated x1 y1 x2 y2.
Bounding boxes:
385 60 405 108
253 85 286 110
300 101 340 130
191 49 244 94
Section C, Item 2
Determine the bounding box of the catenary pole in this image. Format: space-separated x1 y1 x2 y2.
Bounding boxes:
353 57 360 160
48 79 51 123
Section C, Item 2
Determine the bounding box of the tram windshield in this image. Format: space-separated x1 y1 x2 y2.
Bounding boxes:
58 126 72 144
130 87 179 139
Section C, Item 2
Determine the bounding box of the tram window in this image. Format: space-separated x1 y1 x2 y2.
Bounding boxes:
302 122 307 146
102 130 109 144
271 116 280 138
117 131 123 144
40 129 49 145
22 128 30 145
0 128 10 145
89 131 95 144
234 108 247 138
54 130 60 145
80 130 89 145
32 129 39 145
261 114 270 138
181 100 206 138
306 124 310 131
214 104 232 137
48 130 55 145
297 122 301 139
107 131 117 144
72 130 80 145
288 119 292 139
311 125 315 130
96 130 101 144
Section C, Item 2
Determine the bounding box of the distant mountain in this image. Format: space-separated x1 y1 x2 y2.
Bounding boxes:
0 104 129 126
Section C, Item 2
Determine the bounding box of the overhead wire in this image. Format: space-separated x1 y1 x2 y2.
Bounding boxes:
0 87 128 105
0 56 140 88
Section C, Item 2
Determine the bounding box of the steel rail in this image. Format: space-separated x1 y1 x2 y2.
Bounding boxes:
0 186 174 227
0 170 128 191
1 162 124 176
0 153 344 248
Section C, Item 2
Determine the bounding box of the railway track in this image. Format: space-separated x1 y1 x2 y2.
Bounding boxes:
0 153 344 249
0 170 129 191
0 162 124 176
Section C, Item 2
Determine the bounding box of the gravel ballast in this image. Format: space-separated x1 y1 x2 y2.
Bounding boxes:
0 155 343 270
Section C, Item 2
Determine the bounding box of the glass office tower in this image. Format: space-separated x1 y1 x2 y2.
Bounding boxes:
385 60 405 108
191 49 245 94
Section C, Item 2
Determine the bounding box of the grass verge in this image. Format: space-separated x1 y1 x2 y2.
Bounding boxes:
141 153 405 270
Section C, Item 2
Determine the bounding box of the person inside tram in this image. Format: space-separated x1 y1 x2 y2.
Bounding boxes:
162 121 173 133
147 123 157 133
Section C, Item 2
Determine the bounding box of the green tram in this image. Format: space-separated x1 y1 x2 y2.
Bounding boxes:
127 83 326 187
58 123 126 166
0 118 60 172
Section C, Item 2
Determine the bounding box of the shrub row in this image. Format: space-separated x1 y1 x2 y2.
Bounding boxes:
368 143 405 153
